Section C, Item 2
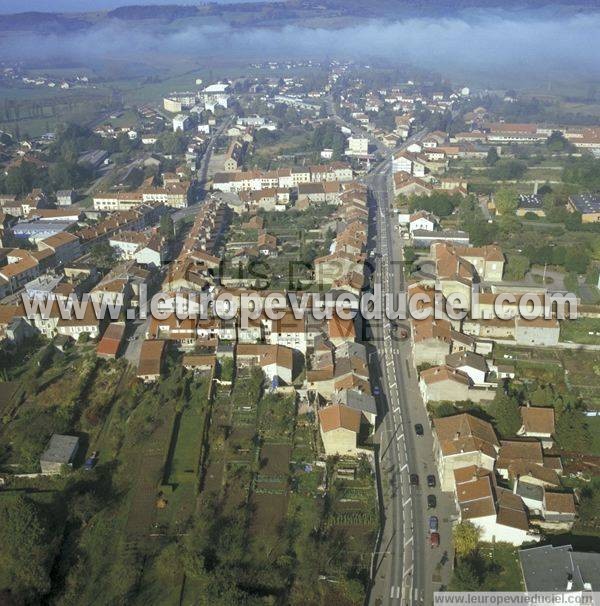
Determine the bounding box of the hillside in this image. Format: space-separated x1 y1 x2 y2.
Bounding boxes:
0 0 598 33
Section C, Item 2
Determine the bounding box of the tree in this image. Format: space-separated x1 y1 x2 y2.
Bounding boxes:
488 159 527 181
0 495 55 598
90 241 117 269
159 214 175 240
577 480 600 529
563 157 600 190
449 559 481 591
556 408 592 452
489 393 521 437
497 213 522 237
404 246 417 267
546 130 574 153
564 247 589 274
486 147 499 166
494 188 519 215
408 191 462 217
504 253 530 281
458 197 499 245
452 521 480 558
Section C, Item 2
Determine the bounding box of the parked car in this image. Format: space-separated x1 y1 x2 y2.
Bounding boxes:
414 423 424 436
429 516 438 532
430 532 440 547
410 474 419 486
427 474 436 488
83 451 98 471
427 494 437 509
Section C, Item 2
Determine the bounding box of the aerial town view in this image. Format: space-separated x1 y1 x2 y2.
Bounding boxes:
0 1 600 605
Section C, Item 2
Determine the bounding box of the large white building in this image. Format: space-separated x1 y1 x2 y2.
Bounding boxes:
346 137 369 156
173 114 192 133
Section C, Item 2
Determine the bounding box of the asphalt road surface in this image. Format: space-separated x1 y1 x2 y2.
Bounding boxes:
366 149 455 605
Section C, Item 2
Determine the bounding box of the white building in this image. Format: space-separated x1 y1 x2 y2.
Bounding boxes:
173 114 191 133
346 137 369 156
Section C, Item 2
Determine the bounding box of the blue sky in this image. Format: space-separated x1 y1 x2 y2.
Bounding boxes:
0 0 258 13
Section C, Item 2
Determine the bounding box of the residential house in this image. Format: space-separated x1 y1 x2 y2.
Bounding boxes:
445 351 489 386
137 339 166 382
318 404 364 457
56 306 100 341
38 232 81 265
518 406 555 448
519 544 600 592
96 321 126 359
433 413 500 491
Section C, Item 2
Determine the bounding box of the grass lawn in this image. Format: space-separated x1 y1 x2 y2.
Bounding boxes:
479 542 524 591
561 318 600 345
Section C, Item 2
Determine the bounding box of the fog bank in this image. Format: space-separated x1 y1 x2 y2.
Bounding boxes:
2 11 600 81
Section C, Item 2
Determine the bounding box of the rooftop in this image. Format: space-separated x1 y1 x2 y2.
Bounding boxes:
519 545 600 591
570 194 600 215
40 434 79 464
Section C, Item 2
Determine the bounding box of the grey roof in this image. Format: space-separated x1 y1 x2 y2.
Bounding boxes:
298 183 325 195
335 341 368 363
570 194 600 215
334 389 377 416
518 194 543 209
519 544 600 591
445 351 488 373
40 434 79 464
515 480 544 503
411 229 470 243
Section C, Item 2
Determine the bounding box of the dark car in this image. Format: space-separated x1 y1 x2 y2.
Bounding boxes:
429 516 438 532
410 473 419 486
414 423 424 436
83 451 98 471
427 494 437 509
427 474 436 488
430 532 440 548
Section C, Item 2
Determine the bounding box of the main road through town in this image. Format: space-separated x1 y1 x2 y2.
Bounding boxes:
365 146 454 605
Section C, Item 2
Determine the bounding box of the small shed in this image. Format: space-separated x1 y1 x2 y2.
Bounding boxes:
40 434 80 475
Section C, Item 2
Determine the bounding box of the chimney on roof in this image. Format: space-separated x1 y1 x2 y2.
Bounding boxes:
566 574 573 592
455 431 461 440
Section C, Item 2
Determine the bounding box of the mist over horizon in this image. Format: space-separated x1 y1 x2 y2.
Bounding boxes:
1 10 600 86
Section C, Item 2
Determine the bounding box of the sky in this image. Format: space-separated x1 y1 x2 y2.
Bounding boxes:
0 0 254 13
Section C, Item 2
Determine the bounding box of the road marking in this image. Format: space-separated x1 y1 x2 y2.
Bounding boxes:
404 535 413 547
403 565 413 578
400 463 408 472
403 497 411 507
390 585 401 599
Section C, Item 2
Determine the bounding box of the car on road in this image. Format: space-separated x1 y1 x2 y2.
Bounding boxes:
373 386 381 396
414 423 424 436
429 516 438 532
410 474 419 486
427 494 436 509
427 474 436 488
430 532 440 548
